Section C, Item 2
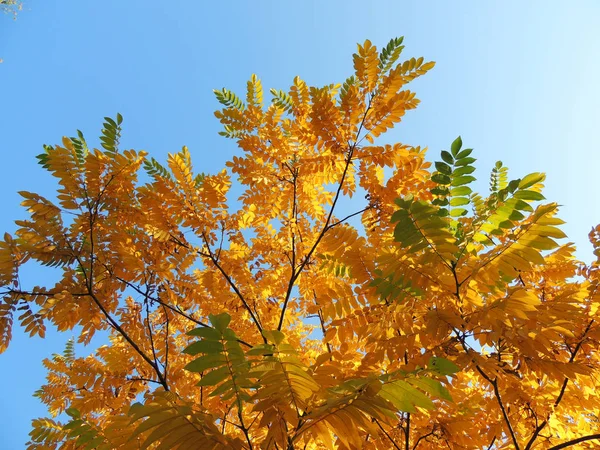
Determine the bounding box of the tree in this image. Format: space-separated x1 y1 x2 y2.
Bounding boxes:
1 37 599 449
1 0 22 17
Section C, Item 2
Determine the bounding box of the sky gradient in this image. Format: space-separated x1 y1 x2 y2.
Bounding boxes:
1 1 599 447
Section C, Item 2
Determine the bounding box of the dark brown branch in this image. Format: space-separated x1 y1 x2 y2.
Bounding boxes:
327 205 372 230
312 291 332 355
412 427 436 450
126 376 162 386
201 232 264 337
374 418 401 450
548 434 600 450
163 305 169 385
68 208 170 390
85 285 169 390
452 327 519 449
524 319 595 450
491 379 519 450
3 288 88 298
144 294 160 371
115 276 253 348
317 309 332 355
277 100 372 331
115 276 207 326
405 413 410 450
290 167 298 273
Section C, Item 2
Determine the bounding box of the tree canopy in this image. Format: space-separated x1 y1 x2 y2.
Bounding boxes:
1 37 599 450
1 0 22 17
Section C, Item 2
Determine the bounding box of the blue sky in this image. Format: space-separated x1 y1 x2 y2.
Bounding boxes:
1 1 599 447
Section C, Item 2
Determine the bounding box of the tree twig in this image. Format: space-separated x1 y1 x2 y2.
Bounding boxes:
548 434 600 450
277 99 372 331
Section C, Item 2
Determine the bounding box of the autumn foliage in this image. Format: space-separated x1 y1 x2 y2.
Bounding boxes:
1 37 599 449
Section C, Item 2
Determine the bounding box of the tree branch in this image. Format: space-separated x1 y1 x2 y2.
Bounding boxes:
405 413 410 450
452 327 519 449
312 291 333 356
491 379 520 450
200 232 264 337
277 99 372 331
114 276 253 348
327 205 372 230
524 319 595 450
66 204 170 390
548 434 600 450
374 418 401 450
412 427 436 450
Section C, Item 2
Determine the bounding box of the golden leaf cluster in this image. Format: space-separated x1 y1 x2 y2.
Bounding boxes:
1 38 599 450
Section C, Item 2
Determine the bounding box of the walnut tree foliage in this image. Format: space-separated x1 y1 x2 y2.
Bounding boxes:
1 37 599 450
1 0 22 17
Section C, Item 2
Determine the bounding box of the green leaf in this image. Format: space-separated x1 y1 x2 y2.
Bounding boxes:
452 165 475 176
65 407 80 419
429 357 459 375
455 148 473 159
519 172 545 189
432 198 449 207
247 344 275 356
262 330 286 345
450 186 472 196
184 354 226 373
209 313 231 332
454 157 476 167
197 366 231 387
431 187 449 196
435 161 452 175
451 175 476 187
63 419 84 431
514 190 545 201
103 117 117 128
406 378 453 402
187 327 223 340
450 136 462 156
449 197 470 206
381 380 435 412
183 340 225 355
432 173 451 185
379 36 405 73
449 208 468 217
440 151 454 165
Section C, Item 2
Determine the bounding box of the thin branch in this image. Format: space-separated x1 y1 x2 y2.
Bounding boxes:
115 277 205 325
312 291 332 355
548 434 600 450
114 276 253 348
126 376 163 386
452 327 518 449
83 283 169 389
277 99 372 331
374 418 401 450
524 319 595 450
491 379 520 450
405 413 410 450
144 287 160 371
412 428 436 450
66 214 169 390
163 305 169 385
290 167 298 274
201 232 264 336
327 205 372 230
3 288 88 298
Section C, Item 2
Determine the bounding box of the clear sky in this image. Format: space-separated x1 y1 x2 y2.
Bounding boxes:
1 1 599 447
